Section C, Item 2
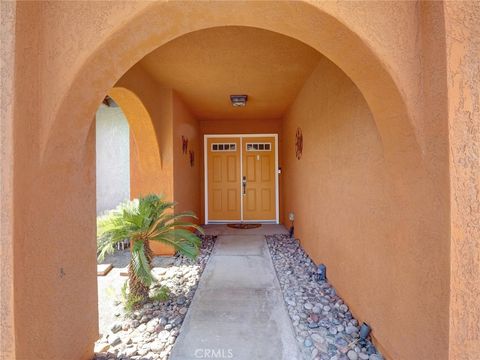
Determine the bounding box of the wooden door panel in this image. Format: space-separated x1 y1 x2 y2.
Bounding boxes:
261 189 271 211
227 189 238 211
246 188 256 211
261 156 271 181
212 190 222 211
227 155 237 182
207 137 241 221
242 136 276 221
212 156 222 182
246 155 256 181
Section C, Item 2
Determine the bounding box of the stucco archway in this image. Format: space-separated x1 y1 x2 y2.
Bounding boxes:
13 2 444 359
106 87 174 256
107 87 162 198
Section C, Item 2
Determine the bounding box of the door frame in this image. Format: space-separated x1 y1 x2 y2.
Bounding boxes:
204 133 279 224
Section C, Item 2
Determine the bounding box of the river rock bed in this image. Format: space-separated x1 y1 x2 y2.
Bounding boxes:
94 235 216 360
266 234 383 360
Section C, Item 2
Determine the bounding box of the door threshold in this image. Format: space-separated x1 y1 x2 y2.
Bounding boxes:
206 221 278 224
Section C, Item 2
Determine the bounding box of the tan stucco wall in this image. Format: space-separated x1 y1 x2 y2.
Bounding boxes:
113 66 177 256
113 68 203 246
0 2 16 358
2 1 478 359
114 65 174 201
173 93 201 222
445 2 480 359
282 58 449 360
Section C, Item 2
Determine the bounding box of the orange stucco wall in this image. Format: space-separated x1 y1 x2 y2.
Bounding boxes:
173 93 201 222
282 57 449 360
113 65 176 256
1 1 478 360
114 65 174 201
113 68 205 253
1 1 16 358
112 68 203 249
445 1 480 358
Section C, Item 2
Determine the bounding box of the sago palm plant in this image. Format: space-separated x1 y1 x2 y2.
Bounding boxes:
97 194 203 302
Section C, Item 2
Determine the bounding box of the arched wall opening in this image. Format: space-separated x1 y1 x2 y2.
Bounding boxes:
106 86 175 256
107 87 164 200
10 2 450 360
95 97 130 215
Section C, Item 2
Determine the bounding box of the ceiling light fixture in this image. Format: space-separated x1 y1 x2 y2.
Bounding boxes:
230 95 248 107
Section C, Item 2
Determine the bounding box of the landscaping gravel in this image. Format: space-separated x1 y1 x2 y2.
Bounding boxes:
266 234 383 360
94 235 216 360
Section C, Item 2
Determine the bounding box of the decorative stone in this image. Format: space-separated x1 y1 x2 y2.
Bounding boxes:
335 337 348 347
329 327 338 335
131 320 139 328
110 323 122 334
346 325 359 335
176 295 186 305
347 350 359 360
150 341 164 352
124 346 137 357
264 234 383 360
108 336 121 347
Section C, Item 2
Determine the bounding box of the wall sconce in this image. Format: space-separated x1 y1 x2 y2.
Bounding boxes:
230 95 248 107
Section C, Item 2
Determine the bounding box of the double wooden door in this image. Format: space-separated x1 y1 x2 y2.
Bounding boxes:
206 135 277 223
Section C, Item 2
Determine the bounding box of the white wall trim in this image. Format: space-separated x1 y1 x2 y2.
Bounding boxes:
204 133 279 225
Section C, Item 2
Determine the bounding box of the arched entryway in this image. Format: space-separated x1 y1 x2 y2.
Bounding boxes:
8 2 449 360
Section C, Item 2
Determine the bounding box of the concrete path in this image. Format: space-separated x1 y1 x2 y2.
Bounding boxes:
170 226 301 360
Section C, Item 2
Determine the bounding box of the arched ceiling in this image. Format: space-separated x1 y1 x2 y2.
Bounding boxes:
140 26 322 120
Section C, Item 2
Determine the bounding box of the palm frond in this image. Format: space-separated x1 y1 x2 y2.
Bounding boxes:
152 228 201 259
96 194 204 300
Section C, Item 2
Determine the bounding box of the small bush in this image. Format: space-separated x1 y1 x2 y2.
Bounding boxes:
151 285 170 302
121 282 143 312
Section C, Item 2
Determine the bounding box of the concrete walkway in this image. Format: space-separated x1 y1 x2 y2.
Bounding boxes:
170 225 301 360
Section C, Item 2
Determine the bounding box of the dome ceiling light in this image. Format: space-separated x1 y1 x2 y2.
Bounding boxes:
230 95 248 107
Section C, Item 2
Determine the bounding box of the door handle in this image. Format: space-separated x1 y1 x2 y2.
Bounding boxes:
242 176 247 196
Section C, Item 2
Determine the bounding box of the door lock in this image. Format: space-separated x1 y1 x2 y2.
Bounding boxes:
242 176 247 195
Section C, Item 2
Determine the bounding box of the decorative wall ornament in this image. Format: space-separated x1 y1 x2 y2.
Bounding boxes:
189 150 195 167
295 127 303 160
182 136 189 154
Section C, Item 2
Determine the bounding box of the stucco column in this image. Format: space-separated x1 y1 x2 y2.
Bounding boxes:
0 1 16 359
446 2 480 359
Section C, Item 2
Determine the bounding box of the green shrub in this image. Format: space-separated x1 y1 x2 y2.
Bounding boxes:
151 285 170 302
121 282 143 312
